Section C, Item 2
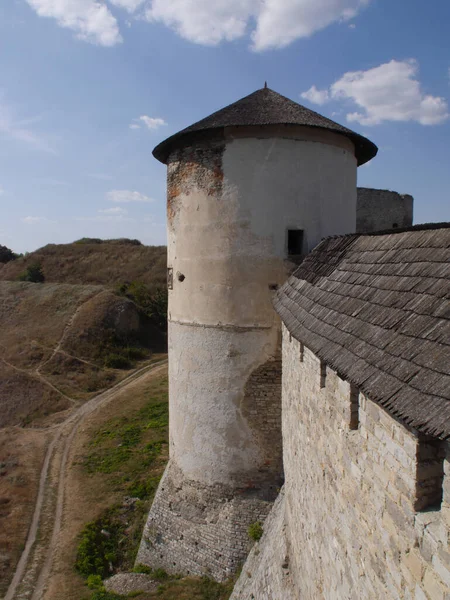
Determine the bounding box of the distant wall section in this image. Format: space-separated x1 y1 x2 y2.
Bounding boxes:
357 187 413 233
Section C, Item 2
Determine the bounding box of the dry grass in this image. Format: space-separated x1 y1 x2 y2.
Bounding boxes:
0 240 166 289
0 282 164 427
0 428 49 597
44 367 169 600
45 366 234 600
0 278 166 593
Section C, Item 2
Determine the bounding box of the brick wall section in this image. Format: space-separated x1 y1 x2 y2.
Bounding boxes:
136 462 276 582
230 488 297 600
242 356 284 487
230 325 450 599
356 187 413 233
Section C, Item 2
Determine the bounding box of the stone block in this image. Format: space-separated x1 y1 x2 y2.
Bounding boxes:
432 551 450 589
423 568 447 600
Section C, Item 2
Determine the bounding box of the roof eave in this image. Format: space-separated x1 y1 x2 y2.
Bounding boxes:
152 124 378 166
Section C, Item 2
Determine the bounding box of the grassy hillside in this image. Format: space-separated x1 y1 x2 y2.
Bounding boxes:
44 367 233 600
0 281 165 427
0 238 169 595
0 238 167 290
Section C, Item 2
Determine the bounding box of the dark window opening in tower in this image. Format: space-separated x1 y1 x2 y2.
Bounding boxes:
287 229 304 256
392 223 399 228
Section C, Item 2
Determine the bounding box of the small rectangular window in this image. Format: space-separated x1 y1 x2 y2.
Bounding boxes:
320 361 327 388
288 229 304 256
167 267 173 290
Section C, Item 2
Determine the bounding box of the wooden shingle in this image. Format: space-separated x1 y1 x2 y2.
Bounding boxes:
275 225 450 440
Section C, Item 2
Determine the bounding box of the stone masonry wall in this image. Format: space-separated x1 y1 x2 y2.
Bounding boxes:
231 325 450 599
136 462 275 582
357 187 413 233
241 356 284 488
230 488 296 600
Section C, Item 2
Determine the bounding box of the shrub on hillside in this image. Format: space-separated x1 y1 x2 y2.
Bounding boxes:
18 263 45 283
0 245 18 264
104 353 131 369
117 282 167 333
74 237 142 246
75 516 122 578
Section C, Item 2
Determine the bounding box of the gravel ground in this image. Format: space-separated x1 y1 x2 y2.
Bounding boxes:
104 573 158 595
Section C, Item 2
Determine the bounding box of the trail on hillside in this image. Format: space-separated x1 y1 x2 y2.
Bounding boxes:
4 359 167 600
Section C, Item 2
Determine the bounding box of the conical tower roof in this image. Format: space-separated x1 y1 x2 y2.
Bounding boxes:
153 86 377 166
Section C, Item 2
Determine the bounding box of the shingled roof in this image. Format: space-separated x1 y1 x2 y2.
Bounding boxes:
153 87 378 166
274 225 450 440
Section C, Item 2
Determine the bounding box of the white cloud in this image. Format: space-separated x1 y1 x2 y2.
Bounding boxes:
251 0 369 50
22 216 54 224
25 0 122 46
301 85 330 105
25 0 372 50
145 0 254 46
108 0 145 12
0 102 55 153
301 59 449 126
140 115 167 129
0 187 4 196
99 206 128 214
107 189 155 203
145 0 370 50
130 115 167 130
332 60 449 126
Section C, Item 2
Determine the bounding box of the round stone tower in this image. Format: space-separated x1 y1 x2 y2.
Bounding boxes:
137 86 377 580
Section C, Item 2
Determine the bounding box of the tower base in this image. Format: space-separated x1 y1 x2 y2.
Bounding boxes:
136 461 278 581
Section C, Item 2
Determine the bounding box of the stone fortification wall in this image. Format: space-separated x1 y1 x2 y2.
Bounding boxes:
136 462 275 582
232 326 450 599
357 187 413 232
230 488 297 600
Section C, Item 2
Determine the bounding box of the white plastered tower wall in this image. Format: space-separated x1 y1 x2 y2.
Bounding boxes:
167 126 357 486
137 120 362 579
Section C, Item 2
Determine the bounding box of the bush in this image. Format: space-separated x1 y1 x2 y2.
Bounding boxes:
18 263 45 283
116 282 167 333
248 522 263 542
75 517 121 578
0 244 18 263
104 354 131 369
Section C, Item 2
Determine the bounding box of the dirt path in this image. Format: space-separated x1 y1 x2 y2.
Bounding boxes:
3 359 167 600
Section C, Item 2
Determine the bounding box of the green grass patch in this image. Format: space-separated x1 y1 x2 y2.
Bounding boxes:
153 576 234 600
83 396 168 476
247 522 263 542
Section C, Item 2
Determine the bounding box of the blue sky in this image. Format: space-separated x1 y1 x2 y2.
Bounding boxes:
1 0 449 253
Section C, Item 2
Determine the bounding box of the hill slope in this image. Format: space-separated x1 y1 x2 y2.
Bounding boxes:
0 239 167 289
0 281 165 427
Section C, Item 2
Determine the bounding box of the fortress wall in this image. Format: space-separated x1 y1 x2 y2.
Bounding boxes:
231 326 450 599
357 187 414 233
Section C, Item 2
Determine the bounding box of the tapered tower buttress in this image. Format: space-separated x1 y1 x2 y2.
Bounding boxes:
137 87 377 580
